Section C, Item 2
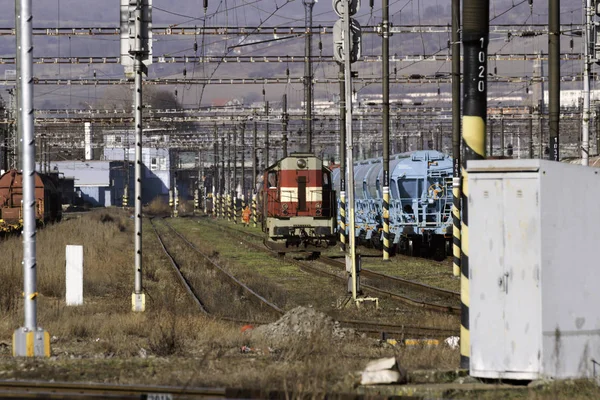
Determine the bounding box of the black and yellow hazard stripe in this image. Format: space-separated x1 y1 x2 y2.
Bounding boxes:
461 0 488 370
339 191 346 252
382 187 390 260
227 194 232 222
452 176 461 277
252 194 257 228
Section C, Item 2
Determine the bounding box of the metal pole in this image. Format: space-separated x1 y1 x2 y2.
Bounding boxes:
549 0 560 161
265 101 270 167
529 108 534 158
500 111 505 157
252 121 257 192
13 0 51 357
213 123 218 217
282 94 288 157
15 0 22 171
488 119 494 156
583 0 591 166
130 0 145 312
303 0 315 153
382 0 391 261
241 122 246 203
343 2 358 301
452 0 462 277
221 136 225 218
597 105 600 155
233 125 238 198
339 63 347 253
20 0 36 330
461 0 489 371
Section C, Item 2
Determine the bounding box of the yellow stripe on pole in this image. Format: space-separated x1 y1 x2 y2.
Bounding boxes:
463 116 486 157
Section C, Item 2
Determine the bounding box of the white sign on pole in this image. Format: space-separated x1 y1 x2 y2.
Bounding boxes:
66 245 83 306
120 0 153 79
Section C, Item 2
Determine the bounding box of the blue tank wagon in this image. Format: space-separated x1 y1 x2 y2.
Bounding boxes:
332 150 453 260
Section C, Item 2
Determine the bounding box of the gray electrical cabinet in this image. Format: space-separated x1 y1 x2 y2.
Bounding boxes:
467 159 600 380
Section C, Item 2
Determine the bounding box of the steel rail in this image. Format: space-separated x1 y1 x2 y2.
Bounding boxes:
149 217 209 314
319 256 460 300
0 380 226 399
159 217 284 315
205 219 460 314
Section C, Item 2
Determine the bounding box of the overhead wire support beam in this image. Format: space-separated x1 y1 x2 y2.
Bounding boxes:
0 53 585 65
0 75 583 86
0 24 581 36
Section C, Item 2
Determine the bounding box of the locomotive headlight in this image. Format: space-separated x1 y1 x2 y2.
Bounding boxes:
297 158 307 169
316 203 321 209
282 203 289 210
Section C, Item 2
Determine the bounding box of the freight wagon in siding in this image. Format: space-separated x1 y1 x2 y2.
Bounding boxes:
0 170 62 232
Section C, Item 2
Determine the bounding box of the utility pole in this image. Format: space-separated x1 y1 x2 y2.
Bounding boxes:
382 0 391 261
131 0 150 312
220 135 225 218
233 125 238 198
282 94 288 157
15 1 22 171
339 63 346 253
333 0 362 302
549 0 560 161
213 123 218 216
529 107 534 158
582 0 592 166
303 0 315 153
252 120 257 192
597 105 600 155
265 101 270 167
241 122 245 203
461 0 489 371
13 0 51 357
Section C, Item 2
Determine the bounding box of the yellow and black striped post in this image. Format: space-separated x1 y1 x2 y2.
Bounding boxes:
240 199 245 224
451 0 461 278
381 0 391 262
227 193 232 222
220 194 224 219
452 178 461 277
252 193 257 228
233 196 238 224
382 187 390 260
339 191 346 252
461 0 489 370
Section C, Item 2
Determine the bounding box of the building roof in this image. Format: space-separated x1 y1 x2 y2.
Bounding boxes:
47 160 115 187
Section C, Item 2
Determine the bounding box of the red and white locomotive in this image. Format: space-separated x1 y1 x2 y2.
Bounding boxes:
260 153 337 253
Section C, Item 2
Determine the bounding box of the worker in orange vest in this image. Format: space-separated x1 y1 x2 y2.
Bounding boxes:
242 206 252 226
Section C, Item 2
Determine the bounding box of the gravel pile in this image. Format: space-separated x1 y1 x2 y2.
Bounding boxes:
251 306 354 346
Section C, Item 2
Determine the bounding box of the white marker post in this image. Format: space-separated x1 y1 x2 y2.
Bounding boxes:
65 245 83 306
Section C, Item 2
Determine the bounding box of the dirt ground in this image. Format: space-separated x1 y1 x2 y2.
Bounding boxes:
0 209 597 399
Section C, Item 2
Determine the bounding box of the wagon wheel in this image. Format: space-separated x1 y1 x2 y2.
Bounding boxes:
407 239 414 257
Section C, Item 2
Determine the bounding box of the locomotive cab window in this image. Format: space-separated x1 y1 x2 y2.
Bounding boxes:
268 171 278 188
323 171 330 189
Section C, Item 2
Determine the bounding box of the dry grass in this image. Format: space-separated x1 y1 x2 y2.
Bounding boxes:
143 197 170 216
4 209 584 400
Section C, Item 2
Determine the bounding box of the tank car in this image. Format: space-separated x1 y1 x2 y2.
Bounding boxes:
0 169 63 232
332 150 453 260
260 153 337 253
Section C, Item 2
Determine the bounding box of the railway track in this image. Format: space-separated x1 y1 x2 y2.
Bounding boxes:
150 217 283 322
167 217 459 338
201 218 460 314
0 380 225 399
